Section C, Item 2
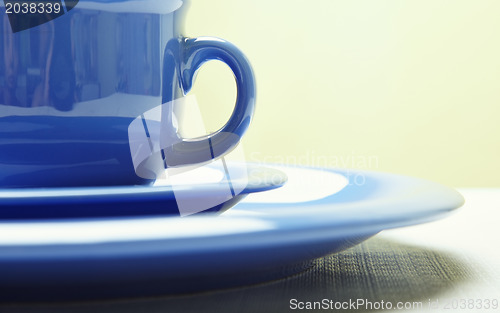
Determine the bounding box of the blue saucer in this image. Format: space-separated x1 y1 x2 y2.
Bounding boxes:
0 165 464 301
0 163 287 219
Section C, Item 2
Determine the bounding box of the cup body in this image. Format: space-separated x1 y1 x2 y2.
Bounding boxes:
0 0 255 188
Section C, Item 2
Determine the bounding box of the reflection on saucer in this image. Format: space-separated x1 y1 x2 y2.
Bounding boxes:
153 166 225 186
161 159 249 217
244 166 348 204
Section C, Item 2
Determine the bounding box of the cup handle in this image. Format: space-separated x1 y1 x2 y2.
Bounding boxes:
162 37 256 167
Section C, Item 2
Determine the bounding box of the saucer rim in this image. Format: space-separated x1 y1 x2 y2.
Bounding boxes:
0 163 287 219
0 165 464 249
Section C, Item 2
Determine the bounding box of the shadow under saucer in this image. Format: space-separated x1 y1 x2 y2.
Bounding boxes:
0 237 474 313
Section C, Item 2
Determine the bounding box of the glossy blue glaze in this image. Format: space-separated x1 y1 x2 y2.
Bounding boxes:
0 0 255 187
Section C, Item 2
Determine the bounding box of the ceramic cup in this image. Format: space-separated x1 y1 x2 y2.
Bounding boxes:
0 0 255 188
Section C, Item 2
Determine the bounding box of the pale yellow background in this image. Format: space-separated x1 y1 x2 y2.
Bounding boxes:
184 0 500 187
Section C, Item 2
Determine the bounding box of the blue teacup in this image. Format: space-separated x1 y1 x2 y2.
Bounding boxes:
0 0 255 188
